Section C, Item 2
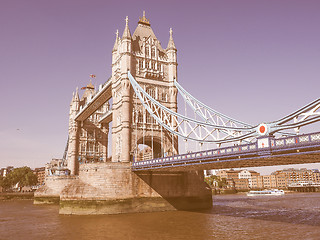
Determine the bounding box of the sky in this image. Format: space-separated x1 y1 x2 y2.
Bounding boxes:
1 0 320 174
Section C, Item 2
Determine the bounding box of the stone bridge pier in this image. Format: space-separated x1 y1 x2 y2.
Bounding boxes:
35 163 212 215
60 163 211 214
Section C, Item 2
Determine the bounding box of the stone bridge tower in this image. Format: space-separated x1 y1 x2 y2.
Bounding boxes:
111 12 178 163
66 12 179 173
37 12 212 214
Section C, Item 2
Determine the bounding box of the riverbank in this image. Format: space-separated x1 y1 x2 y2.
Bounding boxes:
0 192 34 200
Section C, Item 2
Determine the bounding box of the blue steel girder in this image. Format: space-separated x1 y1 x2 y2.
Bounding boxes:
128 71 256 144
128 71 320 144
174 80 252 127
174 80 255 143
268 98 320 134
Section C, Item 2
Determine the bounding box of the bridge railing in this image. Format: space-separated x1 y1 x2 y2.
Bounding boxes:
132 131 320 171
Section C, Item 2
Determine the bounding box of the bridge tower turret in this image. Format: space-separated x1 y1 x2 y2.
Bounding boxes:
166 28 178 147
110 12 179 162
67 87 80 175
167 28 177 83
111 16 133 162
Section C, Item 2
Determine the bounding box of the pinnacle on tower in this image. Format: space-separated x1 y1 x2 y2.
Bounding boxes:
70 87 79 106
74 87 79 101
138 10 150 26
113 29 119 51
122 16 132 39
71 91 75 104
167 28 176 50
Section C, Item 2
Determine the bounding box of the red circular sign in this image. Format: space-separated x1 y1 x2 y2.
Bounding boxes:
259 125 266 134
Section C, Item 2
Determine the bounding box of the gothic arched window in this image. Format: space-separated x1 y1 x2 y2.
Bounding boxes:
162 92 168 102
145 46 150 58
146 112 152 124
81 143 86 152
151 47 156 59
138 112 143 123
147 87 155 99
139 59 143 69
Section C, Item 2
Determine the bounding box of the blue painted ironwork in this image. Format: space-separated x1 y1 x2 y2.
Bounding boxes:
174 80 252 127
128 71 320 144
128 71 256 144
132 131 320 171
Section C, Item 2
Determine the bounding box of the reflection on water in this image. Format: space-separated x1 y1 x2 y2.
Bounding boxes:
1 193 320 240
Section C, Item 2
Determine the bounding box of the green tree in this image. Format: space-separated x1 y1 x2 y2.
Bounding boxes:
205 176 213 187
0 174 13 190
5 167 38 189
218 177 228 188
205 175 228 189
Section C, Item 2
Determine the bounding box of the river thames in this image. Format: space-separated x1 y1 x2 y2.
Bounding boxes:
1 192 320 239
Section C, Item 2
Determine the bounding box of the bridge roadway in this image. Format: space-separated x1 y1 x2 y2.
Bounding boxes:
132 131 320 172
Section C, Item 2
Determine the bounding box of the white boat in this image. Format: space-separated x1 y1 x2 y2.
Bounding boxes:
247 189 285 196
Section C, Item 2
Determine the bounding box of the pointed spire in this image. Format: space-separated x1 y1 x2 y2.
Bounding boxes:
71 91 75 104
122 16 132 39
74 87 79 102
167 28 176 50
113 29 119 52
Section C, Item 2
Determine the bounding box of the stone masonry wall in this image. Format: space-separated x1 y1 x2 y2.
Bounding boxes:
34 175 78 204
57 162 212 214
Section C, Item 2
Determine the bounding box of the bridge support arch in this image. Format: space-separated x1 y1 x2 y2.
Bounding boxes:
134 131 178 160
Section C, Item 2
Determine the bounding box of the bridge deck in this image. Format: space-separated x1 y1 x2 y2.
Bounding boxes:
132 132 320 172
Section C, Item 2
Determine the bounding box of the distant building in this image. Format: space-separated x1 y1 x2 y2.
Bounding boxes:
33 167 46 185
251 176 264 189
262 175 277 189
238 169 260 188
212 168 320 190
275 173 288 189
204 169 217 177
233 178 249 190
311 169 320 182
272 168 319 185
216 169 229 179
216 169 260 190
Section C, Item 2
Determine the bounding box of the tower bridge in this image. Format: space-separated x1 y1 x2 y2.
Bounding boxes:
35 12 320 215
